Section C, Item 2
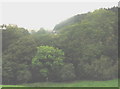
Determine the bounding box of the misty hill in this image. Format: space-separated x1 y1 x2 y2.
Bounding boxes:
53 13 87 31
53 7 118 32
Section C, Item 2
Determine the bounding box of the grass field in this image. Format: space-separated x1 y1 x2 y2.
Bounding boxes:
1 85 24 87
0 79 118 87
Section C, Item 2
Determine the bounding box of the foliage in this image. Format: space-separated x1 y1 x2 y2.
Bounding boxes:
2 32 37 84
32 46 64 81
17 69 32 83
2 7 118 84
60 63 76 81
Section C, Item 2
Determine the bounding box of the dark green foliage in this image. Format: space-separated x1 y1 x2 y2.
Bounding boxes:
2 27 37 84
60 63 76 81
82 56 118 80
16 68 32 83
2 7 118 84
2 25 29 52
53 8 118 81
31 29 54 46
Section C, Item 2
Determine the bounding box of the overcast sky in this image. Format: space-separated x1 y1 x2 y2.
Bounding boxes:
1 1 118 31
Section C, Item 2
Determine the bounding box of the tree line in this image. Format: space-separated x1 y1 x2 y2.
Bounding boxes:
2 7 118 84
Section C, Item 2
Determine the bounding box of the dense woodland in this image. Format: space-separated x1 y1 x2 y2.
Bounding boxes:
2 7 119 84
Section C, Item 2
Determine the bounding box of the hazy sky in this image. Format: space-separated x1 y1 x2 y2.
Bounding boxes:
1 1 118 31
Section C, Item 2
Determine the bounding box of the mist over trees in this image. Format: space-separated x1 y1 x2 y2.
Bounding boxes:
2 7 118 84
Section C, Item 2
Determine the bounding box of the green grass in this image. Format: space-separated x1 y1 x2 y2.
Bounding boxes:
23 79 118 87
0 85 24 87
1 79 118 87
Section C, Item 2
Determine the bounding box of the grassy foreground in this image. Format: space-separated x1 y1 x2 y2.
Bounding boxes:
1 85 24 87
1 79 118 87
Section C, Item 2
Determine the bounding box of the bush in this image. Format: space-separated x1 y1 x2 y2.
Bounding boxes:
17 69 32 83
60 63 76 81
83 55 118 80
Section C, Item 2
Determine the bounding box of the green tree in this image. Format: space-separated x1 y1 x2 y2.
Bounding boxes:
31 29 54 47
83 55 118 80
54 8 117 80
17 69 32 83
32 46 64 81
2 25 29 52
2 36 37 84
60 63 76 81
